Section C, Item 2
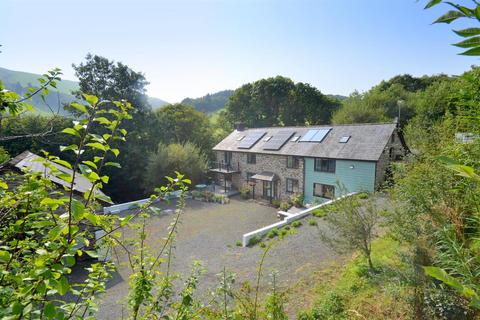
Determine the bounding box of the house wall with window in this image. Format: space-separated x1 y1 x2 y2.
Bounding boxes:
303 158 376 204
214 151 304 201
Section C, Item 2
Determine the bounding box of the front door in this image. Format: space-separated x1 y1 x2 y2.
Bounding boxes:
263 181 271 199
262 181 278 200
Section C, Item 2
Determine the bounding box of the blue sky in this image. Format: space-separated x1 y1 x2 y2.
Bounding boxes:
0 0 476 102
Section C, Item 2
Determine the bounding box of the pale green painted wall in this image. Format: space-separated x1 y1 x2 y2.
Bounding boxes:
303 158 376 204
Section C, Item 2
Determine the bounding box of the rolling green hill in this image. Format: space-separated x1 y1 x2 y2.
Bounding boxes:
0 67 168 114
181 90 233 113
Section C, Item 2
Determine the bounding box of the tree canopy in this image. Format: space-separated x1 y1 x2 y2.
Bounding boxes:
222 76 340 128
72 54 156 201
154 103 215 153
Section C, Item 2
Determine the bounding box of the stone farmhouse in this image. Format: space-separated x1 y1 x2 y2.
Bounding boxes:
211 123 408 204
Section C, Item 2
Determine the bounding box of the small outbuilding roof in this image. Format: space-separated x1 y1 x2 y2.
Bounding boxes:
213 123 402 161
3 151 112 203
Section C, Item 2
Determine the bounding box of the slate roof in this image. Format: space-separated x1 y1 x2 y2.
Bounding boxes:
3 151 112 203
213 123 399 161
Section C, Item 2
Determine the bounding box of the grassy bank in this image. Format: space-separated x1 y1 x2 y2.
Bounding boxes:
292 236 411 319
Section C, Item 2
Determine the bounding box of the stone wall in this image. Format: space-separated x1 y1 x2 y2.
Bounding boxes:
375 128 407 187
215 151 303 202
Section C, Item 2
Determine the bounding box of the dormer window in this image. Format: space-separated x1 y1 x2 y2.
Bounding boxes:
339 136 350 143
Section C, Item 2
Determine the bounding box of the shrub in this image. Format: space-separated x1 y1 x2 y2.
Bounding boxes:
204 191 214 202
357 192 369 199
312 207 327 218
267 228 280 239
291 221 302 228
280 201 291 211
271 199 281 208
235 240 242 247
191 190 203 199
308 218 318 226
315 292 347 319
240 184 250 199
280 228 289 236
143 142 208 192
247 235 261 247
259 242 266 248
284 225 291 231
291 193 304 207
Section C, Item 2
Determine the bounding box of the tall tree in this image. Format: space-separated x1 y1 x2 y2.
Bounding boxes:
224 76 338 128
154 104 215 154
73 54 156 201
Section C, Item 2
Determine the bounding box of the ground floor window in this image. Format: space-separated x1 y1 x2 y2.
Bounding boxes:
313 183 335 199
286 178 299 193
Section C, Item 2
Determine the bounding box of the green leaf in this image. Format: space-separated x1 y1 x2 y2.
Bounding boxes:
70 102 88 114
82 94 99 105
86 142 107 152
453 36 480 48
445 2 474 17
110 148 120 157
424 266 479 301
60 144 79 152
95 194 113 204
105 161 121 168
78 164 92 176
0 250 11 263
56 276 70 295
436 156 460 165
52 158 73 169
82 160 98 170
0 181 8 189
61 128 80 138
63 255 76 268
94 117 111 125
84 212 100 225
460 46 480 56
100 175 109 184
120 214 134 227
85 250 99 258
424 0 442 9
56 173 73 183
446 164 480 180
11 301 23 315
433 10 465 24
44 301 56 318
88 171 100 182
454 27 480 37
71 199 85 220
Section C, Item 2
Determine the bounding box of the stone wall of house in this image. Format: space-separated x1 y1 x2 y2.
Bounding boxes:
375 128 406 187
214 151 303 201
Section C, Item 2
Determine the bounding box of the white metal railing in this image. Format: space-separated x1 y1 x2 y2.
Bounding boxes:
241 192 357 247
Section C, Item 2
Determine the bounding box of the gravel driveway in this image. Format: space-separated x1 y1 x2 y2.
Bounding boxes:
94 196 338 319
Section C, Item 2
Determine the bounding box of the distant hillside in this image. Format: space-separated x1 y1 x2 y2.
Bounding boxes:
181 90 233 113
327 94 347 101
0 67 168 114
147 96 168 109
